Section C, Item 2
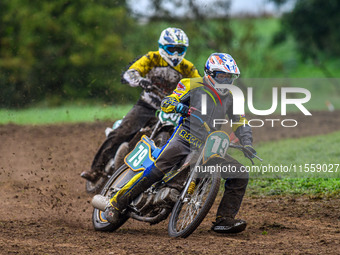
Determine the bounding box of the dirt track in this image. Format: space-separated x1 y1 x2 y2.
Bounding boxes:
0 111 339 254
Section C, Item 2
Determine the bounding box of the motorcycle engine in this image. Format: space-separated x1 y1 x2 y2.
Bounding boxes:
153 187 179 206
131 192 150 212
131 187 180 214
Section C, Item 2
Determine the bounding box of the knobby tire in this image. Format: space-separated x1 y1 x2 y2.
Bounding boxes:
168 171 220 238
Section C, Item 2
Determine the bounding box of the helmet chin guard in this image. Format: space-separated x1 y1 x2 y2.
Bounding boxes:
159 49 182 67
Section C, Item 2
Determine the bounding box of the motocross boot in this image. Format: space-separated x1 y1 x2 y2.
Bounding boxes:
211 216 247 234
104 204 121 224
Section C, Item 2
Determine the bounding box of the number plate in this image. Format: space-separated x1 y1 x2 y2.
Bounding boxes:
124 140 154 171
203 131 230 163
159 111 181 126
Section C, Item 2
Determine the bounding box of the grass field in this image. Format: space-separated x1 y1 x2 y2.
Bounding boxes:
247 177 339 197
232 131 340 177
227 130 340 196
240 131 340 196
0 104 133 125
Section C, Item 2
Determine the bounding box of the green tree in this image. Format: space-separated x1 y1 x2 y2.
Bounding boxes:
0 0 137 108
283 0 340 59
272 0 340 77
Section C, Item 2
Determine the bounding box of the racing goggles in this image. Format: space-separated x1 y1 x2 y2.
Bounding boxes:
159 44 187 56
212 71 239 84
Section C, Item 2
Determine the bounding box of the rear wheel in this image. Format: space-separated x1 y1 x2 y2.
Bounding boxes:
92 164 131 231
85 158 114 194
168 171 220 238
154 131 170 147
86 142 130 194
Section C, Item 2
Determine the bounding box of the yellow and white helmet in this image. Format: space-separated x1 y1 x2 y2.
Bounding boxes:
158 27 189 67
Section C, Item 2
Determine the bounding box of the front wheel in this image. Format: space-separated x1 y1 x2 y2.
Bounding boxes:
168 170 221 238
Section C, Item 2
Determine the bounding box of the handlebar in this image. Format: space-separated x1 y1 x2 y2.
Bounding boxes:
188 107 263 165
229 144 263 165
148 85 167 98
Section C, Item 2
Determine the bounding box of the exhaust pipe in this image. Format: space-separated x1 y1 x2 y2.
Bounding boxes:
91 195 110 211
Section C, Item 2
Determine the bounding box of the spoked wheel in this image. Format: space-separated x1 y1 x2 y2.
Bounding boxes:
92 164 131 231
153 131 170 147
85 158 115 194
86 176 109 194
168 171 221 238
86 142 129 194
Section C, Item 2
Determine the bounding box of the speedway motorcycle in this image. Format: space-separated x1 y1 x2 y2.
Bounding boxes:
85 86 180 194
91 109 262 238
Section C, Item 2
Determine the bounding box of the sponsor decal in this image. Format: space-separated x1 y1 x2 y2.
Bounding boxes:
179 129 203 148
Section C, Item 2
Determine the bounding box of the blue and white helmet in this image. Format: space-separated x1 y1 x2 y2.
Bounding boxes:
204 53 240 95
158 28 189 67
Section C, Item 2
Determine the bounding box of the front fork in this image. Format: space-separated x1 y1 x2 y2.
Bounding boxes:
179 149 204 201
149 120 161 140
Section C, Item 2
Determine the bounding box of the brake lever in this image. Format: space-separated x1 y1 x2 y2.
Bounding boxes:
187 107 197 116
246 155 255 165
187 108 211 133
229 144 263 163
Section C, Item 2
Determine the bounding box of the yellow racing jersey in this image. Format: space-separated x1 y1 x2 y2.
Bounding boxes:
123 51 200 109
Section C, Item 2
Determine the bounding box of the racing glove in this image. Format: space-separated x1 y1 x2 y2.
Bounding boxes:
175 103 189 116
243 145 257 159
138 78 152 92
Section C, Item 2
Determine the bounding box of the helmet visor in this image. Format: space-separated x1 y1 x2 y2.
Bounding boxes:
160 44 187 56
212 71 238 84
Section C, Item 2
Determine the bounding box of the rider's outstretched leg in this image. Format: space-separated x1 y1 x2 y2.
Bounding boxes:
104 163 164 223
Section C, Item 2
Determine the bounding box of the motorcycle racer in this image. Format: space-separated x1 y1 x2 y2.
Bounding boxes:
81 27 200 182
105 53 256 234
